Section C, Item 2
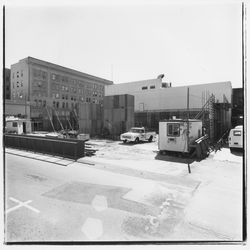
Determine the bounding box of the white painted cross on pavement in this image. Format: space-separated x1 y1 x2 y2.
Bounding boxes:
6 197 40 214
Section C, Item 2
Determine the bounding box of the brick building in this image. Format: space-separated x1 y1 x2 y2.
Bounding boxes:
10 57 113 131
4 68 11 100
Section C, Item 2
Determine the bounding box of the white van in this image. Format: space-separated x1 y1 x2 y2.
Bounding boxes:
228 125 243 151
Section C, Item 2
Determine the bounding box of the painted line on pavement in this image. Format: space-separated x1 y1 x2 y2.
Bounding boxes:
6 197 40 214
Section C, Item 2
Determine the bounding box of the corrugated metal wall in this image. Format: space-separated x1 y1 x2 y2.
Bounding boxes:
78 103 103 136
103 94 134 138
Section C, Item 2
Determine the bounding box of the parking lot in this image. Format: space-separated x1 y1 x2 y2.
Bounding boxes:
5 138 243 242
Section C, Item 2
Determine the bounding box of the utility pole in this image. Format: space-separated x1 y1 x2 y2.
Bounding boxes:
187 87 191 174
187 87 190 153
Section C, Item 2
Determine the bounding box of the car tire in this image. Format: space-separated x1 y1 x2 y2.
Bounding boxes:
123 140 127 143
135 137 139 143
148 136 153 142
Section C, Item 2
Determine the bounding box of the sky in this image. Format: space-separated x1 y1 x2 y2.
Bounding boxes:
4 0 243 88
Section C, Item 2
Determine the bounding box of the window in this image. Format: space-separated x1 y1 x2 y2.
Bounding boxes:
56 102 60 108
142 86 148 90
43 100 46 107
150 85 155 89
21 70 23 77
62 102 65 108
12 122 18 127
162 83 167 88
167 123 180 137
53 101 56 107
233 130 241 136
55 93 60 99
21 81 23 87
52 74 56 80
66 102 68 108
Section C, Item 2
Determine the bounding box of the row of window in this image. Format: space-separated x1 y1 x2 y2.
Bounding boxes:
13 81 23 88
52 101 78 109
12 91 25 99
142 85 156 90
33 69 47 80
141 83 170 90
12 70 24 79
50 73 104 91
34 99 47 107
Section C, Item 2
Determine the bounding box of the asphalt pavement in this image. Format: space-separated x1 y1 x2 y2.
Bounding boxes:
4 145 243 243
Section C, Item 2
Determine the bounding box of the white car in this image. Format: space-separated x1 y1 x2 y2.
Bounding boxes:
228 125 243 151
120 127 156 143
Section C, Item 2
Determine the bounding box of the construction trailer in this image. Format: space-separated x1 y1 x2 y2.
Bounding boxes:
158 119 202 153
5 116 32 134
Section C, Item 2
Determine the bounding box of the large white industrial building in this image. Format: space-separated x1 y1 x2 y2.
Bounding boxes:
105 77 232 141
105 78 232 112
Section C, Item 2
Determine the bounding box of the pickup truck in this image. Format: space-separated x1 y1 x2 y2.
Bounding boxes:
120 127 156 143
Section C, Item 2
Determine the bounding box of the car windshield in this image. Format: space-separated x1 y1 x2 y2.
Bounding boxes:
130 128 144 133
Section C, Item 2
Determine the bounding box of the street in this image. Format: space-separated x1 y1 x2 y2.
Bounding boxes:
4 140 243 242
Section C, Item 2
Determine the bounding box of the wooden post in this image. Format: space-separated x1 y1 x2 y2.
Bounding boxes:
187 87 190 152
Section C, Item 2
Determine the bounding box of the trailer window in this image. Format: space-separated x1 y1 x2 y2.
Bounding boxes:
233 130 241 136
167 123 180 137
12 122 18 127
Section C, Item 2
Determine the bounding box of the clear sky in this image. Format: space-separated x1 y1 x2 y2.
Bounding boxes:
4 0 243 88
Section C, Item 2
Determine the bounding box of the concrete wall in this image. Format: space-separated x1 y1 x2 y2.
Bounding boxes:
105 81 232 112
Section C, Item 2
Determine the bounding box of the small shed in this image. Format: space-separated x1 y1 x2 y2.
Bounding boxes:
158 119 202 153
5 116 32 134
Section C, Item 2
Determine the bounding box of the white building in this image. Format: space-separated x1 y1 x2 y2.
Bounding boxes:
105 78 232 112
105 77 232 140
5 116 32 134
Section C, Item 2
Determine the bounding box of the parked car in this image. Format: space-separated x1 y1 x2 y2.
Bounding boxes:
120 127 156 143
228 125 243 152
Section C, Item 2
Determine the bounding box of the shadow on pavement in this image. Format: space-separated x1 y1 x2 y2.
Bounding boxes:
230 148 244 157
155 152 195 164
118 141 155 146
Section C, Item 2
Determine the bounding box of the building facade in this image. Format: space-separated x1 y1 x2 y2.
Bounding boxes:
10 57 113 131
4 68 11 99
105 79 232 140
5 99 31 119
105 79 232 112
231 88 243 127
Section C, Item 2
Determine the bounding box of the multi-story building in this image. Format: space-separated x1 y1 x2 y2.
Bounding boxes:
10 57 113 131
231 88 243 127
4 68 11 99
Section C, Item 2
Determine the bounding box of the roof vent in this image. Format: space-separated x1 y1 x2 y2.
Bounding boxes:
157 74 165 79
